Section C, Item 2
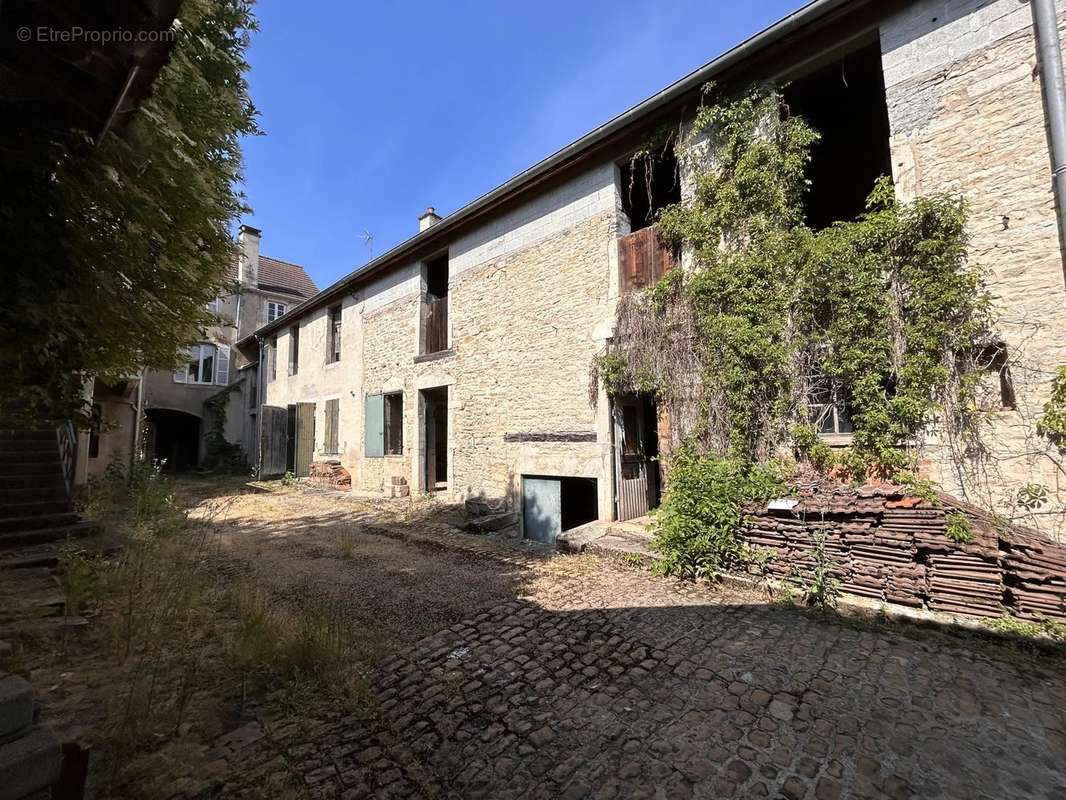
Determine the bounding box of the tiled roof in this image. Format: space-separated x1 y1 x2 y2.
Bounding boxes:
257 255 318 298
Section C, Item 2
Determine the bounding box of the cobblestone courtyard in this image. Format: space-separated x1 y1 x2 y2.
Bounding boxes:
194 486 1066 800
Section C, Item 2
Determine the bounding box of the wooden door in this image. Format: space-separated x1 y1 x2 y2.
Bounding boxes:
614 396 652 521
294 402 316 477
259 406 288 477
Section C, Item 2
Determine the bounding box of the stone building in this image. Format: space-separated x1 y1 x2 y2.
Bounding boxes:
239 0 1066 542
83 226 317 479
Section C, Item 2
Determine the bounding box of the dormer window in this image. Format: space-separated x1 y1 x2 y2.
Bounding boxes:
267 301 287 322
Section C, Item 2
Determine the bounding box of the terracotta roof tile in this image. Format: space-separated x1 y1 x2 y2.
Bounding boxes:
257 255 318 298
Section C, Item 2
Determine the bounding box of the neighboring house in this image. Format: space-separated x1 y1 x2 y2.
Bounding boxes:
239 0 1066 542
119 226 319 474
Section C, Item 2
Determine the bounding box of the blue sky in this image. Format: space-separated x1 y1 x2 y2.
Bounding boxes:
239 0 806 290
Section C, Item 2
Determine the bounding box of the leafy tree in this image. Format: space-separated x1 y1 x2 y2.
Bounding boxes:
0 0 259 425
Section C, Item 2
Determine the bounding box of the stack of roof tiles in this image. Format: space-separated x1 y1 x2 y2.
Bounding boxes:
742 481 1066 622
308 460 351 491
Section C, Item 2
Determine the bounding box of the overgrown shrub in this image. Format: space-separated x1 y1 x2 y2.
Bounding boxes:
1037 366 1066 450
651 448 781 579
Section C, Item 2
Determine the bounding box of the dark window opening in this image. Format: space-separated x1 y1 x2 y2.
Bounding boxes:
619 148 681 232
561 477 599 532
269 336 277 381
975 342 1016 410
328 305 342 363
783 39 893 230
88 403 102 458
384 392 403 455
807 367 854 436
323 398 340 455
289 325 300 375
422 254 449 354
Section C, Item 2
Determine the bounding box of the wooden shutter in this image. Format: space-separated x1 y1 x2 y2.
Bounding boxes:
295 402 316 477
324 398 339 454
618 225 677 294
215 344 231 386
364 393 384 458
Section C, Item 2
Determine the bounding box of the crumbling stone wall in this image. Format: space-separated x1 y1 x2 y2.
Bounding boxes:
881 0 1066 536
743 485 1066 621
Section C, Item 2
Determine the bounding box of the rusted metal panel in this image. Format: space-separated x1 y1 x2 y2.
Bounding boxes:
618 225 676 294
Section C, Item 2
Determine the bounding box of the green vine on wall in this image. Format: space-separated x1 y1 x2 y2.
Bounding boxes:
597 85 995 578
1037 366 1066 450
203 383 246 471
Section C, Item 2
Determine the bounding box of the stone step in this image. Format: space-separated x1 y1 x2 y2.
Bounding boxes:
0 462 63 477
0 500 71 520
0 676 33 743
0 475 66 491
0 512 79 534
0 533 121 571
0 449 58 464
0 520 100 551
464 512 518 534
0 438 57 453
0 486 68 503
0 725 63 799
0 430 54 441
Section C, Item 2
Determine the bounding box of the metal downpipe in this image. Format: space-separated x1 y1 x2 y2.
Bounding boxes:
1031 0 1066 288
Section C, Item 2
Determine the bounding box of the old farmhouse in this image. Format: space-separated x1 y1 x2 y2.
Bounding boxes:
237 0 1066 544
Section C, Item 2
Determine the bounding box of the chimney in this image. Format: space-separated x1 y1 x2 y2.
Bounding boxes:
237 224 261 287
418 206 442 232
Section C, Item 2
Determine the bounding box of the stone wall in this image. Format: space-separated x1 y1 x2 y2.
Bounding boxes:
881 0 1066 538
743 483 1066 622
266 163 623 520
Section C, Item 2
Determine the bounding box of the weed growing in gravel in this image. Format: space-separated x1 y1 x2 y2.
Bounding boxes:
233 579 378 708
337 525 358 559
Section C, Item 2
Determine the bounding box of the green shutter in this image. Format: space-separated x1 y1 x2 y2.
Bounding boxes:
365 393 384 458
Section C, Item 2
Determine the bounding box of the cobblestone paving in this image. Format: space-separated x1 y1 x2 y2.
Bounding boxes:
271 557 1066 799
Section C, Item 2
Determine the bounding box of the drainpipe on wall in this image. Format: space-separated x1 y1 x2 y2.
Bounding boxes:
255 335 265 476
129 367 146 472
1031 0 1066 289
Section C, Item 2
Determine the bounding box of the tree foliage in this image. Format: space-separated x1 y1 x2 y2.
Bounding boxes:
0 0 259 424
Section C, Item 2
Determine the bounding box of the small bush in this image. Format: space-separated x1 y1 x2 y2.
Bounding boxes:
57 544 108 616
945 511 973 543
651 448 782 580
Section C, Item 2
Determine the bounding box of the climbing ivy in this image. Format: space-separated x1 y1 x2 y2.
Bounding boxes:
203 384 246 472
602 84 991 474
1037 366 1066 450
598 85 994 577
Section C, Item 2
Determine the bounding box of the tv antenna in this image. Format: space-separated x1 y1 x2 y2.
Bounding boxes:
358 229 374 259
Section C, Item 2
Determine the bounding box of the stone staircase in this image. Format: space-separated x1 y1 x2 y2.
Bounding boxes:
0 431 98 554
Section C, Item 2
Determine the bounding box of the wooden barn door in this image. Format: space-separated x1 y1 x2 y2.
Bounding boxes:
259 406 289 477
614 395 655 521
294 402 316 477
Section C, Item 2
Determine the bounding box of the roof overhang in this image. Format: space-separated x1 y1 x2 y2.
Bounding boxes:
240 0 905 348
0 0 181 161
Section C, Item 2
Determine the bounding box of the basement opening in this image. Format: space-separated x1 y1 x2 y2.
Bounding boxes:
522 475 599 545
619 146 681 232
783 38 893 229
